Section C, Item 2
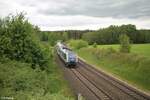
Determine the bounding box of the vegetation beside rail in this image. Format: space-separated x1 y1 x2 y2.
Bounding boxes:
68 40 150 92
0 13 74 99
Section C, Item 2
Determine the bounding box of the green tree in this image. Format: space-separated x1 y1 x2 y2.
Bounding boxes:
41 32 49 41
119 34 131 53
93 42 97 48
0 13 49 69
82 32 99 44
48 32 62 46
68 40 88 50
62 32 68 41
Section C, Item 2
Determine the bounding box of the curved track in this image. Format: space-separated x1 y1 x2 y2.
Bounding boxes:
71 68 112 100
77 60 150 100
56 54 150 100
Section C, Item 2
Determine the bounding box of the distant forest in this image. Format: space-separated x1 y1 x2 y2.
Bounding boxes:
39 24 150 45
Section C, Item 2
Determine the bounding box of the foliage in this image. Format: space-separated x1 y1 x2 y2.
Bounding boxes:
0 59 74 100
62 32 69 41
93 42 97 48
68 40 88 50
137 30 150 43
64 30 91 40
0 13 74 99
38 30 93 46
38 31 68 46
119 34 131 53
0 13 49 69
82 32 99 44
38 24 150 45
82 24 150 44
41 32 49 41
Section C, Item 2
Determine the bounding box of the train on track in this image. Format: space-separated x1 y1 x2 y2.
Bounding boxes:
56 42 78 67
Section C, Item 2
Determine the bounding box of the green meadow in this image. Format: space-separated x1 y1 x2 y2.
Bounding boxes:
97 44 150 57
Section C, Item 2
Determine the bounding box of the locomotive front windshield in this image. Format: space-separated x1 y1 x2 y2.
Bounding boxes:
68 52 75 57
68 52 76 61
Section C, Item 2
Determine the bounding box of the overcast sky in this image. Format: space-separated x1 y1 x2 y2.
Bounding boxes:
0 0 150 31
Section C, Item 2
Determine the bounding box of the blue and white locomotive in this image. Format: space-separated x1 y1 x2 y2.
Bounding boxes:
56 42 78 67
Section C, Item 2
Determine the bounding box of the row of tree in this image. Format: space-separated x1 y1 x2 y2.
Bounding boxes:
38 31 68 46
82 25 150 44
38 30 93 46
40 24 150 45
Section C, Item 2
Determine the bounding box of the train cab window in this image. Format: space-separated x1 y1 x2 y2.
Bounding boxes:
62 52 67 60
64 54 67 60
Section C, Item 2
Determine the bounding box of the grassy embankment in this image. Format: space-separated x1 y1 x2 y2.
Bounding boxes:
77 44 150 92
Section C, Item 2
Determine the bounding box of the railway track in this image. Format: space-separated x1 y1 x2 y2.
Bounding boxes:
56 54 150 100
77 59 150 100
71 68 112 100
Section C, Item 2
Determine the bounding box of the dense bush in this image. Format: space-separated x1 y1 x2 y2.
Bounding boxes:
93 42 97 48
89 47 116 59
119 34 131 53
68 39 88 50
0 59 73 100
0 13 49 69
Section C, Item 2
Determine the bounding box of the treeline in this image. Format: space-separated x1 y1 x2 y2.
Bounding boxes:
0 13 51 70
38 30 93 45
63 30 92 39
38 31 67 46
40 24 150 45
82 25 150 44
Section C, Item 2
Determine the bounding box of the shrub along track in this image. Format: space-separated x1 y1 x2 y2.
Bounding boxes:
56 54 150 100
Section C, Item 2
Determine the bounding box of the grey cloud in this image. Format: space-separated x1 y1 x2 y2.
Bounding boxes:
36 0 150 18
1 0 150 30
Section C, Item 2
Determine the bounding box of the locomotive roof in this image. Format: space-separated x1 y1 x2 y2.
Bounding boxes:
57 42 75 55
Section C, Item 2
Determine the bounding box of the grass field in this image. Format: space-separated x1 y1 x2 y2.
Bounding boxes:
97 44 150 57
77 44 150 92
